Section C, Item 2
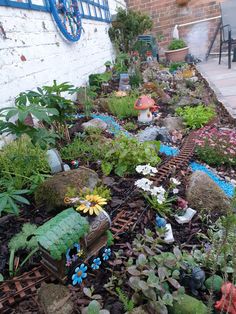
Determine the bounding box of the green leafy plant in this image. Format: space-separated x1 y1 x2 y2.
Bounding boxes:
0 183 29 216
193 214 236 274
113 52 130 74
8 223 38 275
168 39 187 51
77 86 98 118
101 135 161 177
89 72 112 91
0 81 77 147
106 230 114 247
125 231 187 313
0 136 50 190
116 287 134 312
176 105 216 129
0 273 3 282
107 93 138 119
169 62 186 73
108 8 153 53
123 121 137 131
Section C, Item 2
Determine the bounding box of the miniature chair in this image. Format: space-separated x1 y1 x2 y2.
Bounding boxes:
219 0 236 69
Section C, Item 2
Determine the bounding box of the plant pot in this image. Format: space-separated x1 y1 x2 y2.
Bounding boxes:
165 47 189 62
176 0 189 5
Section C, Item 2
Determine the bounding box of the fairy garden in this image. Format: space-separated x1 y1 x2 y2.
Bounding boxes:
0 8 236 314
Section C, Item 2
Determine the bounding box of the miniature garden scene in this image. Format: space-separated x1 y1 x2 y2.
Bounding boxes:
0 0 236 313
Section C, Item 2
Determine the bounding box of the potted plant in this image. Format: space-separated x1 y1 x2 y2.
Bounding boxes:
165 39 189 62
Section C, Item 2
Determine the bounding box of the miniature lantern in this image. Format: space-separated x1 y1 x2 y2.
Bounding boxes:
134 95 156 123
119 73 131 91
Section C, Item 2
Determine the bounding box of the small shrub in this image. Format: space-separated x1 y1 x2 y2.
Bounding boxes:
0 136 50 190
168 39 186 51
101 135 161 177
195 127 236 166
107 93 138 119
123 121 137 131
175 105 216 129
89 72 111 90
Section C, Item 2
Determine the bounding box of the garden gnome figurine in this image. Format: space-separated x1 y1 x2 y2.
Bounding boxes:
189 267 205 296
215 282 236 314
134 95 156 123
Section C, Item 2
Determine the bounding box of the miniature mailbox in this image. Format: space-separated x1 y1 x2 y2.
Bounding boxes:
37 208 111 284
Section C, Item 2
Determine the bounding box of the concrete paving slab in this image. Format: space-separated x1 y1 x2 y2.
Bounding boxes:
197 57 236 120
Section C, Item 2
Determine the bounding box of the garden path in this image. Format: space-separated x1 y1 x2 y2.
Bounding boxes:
197 57 236 120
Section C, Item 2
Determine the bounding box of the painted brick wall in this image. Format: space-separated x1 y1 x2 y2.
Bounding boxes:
126 0 226 59
0 0 125 110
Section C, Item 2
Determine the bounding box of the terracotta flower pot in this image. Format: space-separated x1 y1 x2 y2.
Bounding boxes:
165 46 189 62
176 0 189 5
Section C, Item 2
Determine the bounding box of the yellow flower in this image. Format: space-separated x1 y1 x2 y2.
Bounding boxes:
76 194 107 216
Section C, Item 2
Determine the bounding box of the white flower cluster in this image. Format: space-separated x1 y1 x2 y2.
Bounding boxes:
134 178 166 204
170 177 181 194
136 164 158 176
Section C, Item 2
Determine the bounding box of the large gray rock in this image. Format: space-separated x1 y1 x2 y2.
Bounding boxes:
82 118 107 131
137 126 171 143
186 171 230 212
35 167 99 212
38 283 73 314
159 116 184 132
175 96 201 108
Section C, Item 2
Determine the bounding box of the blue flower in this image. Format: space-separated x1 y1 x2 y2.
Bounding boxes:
102 248 111 261
91 257 101 270
72 264 87 285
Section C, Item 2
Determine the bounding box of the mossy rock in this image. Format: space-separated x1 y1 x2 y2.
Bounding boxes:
169 294 208 314
35 167 99 212
205 275 223 292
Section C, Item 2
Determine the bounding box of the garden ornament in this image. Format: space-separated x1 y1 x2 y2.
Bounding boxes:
189 267 206 296
175 207 196 224
215 282 236 314
164 223 175 244
119 73 131 91
134 95 156 123
155 215 167 228
46 148 70 174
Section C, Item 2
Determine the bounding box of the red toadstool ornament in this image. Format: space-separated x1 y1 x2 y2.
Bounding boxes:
215 282 236 314
134 95 156 123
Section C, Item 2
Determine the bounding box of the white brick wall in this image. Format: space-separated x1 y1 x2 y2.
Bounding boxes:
0 0 126 109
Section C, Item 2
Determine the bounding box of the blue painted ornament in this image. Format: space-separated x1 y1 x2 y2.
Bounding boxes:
156 215 167 228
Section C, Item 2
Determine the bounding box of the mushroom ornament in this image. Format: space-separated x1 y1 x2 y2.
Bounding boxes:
134 95 156 123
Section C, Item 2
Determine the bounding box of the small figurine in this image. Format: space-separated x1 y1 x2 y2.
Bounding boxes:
215 282 236 314
164 224 175 244
189 267 206 296
156 215 167 228
175 207 196 224
134 95 156 123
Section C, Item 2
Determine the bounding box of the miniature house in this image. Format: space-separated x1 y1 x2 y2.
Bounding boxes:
37 207 111 284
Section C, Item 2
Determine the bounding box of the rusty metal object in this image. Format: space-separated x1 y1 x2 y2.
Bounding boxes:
0 266 51 310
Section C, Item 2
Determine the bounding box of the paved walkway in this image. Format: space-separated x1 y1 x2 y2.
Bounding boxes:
197 58 236 120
